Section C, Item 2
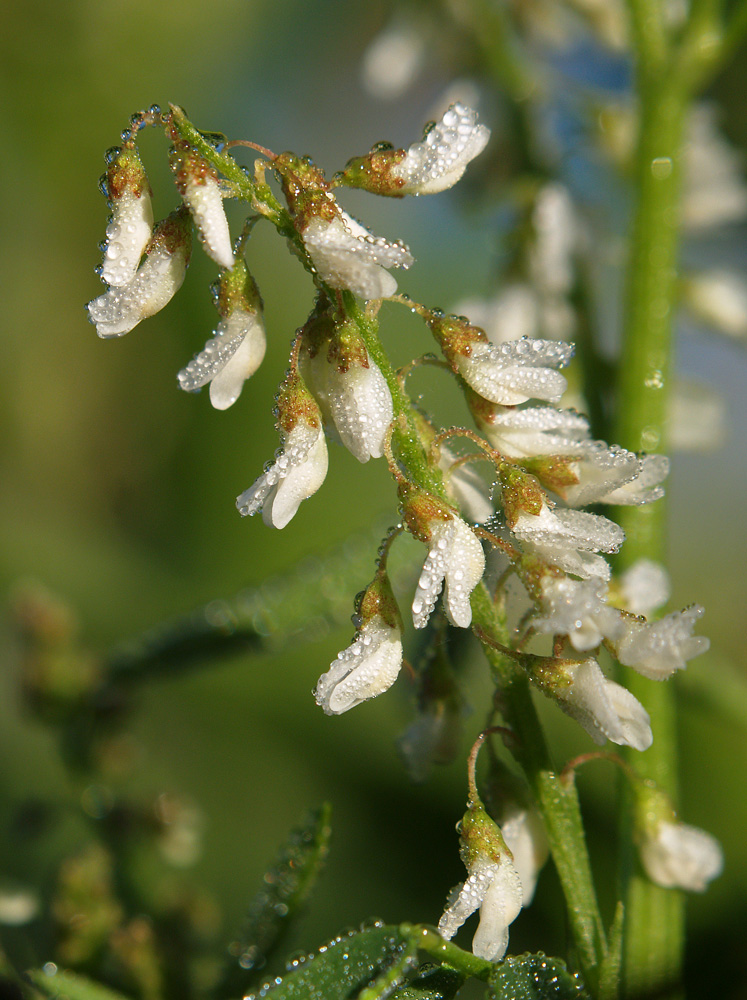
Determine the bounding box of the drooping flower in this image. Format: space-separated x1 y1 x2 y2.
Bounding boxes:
499 807 549 906
178 259 265 409
438 797 523 962
236 375 328 528
99 145 154 288
532 575 625 651
389 102 490 195
410 514 486 629
171 145 235 269
611 605 710 680
300 312 394 462
452 338 573 406
618 559 670 617
87 208 192 338
474 403 591 459
302 211 413 300
640 821 724 892
528 656 652 750
512 502 625 581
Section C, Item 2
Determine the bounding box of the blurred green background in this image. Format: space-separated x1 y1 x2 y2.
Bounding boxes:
1 0 746 995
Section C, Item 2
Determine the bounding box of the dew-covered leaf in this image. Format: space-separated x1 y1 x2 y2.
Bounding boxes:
28 968 132 1000
243 924 413 1000
389 963 464 999
488 953 588 999
216 804 332 996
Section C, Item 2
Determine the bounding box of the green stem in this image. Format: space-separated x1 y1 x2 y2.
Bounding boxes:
613 39 690 1000
471 585 607 994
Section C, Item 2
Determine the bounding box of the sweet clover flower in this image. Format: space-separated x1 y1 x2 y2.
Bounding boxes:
99 146 153 288
409 513 486 629
512 503 625 581
639 820 723 892
612 605 710 680
532 575 625 651
171 145 235 269
87 208 192 338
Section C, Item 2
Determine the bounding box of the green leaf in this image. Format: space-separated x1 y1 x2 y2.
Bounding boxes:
598 901 624 1000
28 968 132 1000
242 924 413 1000
217 804 332 996
488 953 588 999
389 964 464 999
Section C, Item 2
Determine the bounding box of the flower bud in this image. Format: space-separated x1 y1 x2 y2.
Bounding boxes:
99 145 153 288
171 144 234 269
87 208 192 338
178 258 265 409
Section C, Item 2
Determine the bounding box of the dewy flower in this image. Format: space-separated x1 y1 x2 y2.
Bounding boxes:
611 605 709 680
236 375 328 529
300 315 394 463
178 259 265 409
410 514 486 629
474 404 591 459
512 502 625 581
453 338 573 406
529 656 652 750
550 444 667 508
314 572 403 714
438 798 523 962
533 575 625 652
171 145 235 270
99 145 154 288
87 208 192 338
302 211 413 300
439 446 493 524
390 102 490 195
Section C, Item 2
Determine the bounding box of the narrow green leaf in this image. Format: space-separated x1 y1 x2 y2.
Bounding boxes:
28 968 132 1000
598 902 624 1000
217 804 332 996
488 953 588 999
242 924 411 1000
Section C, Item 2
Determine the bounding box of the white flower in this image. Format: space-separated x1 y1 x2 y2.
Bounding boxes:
529 184 578 296
412 516 485 629
303 352 393 462
512 503 624 581
314 619 403 714
597 454 669 505
640 820 723 892
438 855 523 962
302 212 413 300
454 338 573 406
612 605 709 680
100 153 154 288
236 422 328 529
554 658 652 750
683 102 747 230
178 308 266 409
478 405 590 459
619 559 670 617
533 576 625 651
390 102 490 195
500 807 549 906
87 211 191 338
180 172 235 270
361 19 426 100
684 269 747 339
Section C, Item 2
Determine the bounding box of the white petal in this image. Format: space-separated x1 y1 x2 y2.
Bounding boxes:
558 443 641 507
438 865 493 941
471 856 523 961
562 659 652 750
443 517 485 627
640 821 723 891
619 559 670 617
314 621 403 714
178 310 266 409
392 102 490 195
101 188 154 288
500 808 549 906
303 214 412 300
182 174 235 269
600 454 669 505
456 339 572 406
236 424 328 529
325 359 393 462
533 576 625 651
614 606 709 680
87 233 188 338
480 405 590 459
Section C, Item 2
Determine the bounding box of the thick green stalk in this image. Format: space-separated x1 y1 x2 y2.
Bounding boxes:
613 62 689 1000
